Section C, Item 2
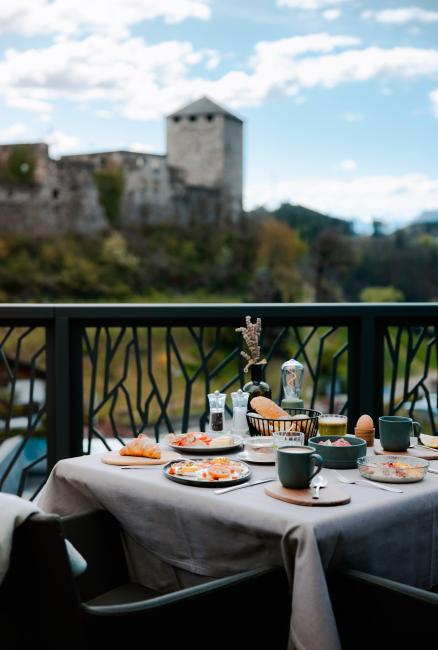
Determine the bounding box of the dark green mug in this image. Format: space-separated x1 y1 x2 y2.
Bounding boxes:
379 416 422 452
277 446 323 489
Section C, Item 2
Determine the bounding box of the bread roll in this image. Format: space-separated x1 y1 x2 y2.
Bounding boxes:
251 397 289 419
119 434 161 459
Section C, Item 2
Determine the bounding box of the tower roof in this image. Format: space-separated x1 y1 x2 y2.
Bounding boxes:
168 96 242 123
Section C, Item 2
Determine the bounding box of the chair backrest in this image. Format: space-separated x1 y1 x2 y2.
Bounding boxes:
1 512 81 647
61 509 130 602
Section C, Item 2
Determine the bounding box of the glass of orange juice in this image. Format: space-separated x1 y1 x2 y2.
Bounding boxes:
318 414 348 436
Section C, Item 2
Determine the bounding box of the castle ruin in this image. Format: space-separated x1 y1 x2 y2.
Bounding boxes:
0 97 243 235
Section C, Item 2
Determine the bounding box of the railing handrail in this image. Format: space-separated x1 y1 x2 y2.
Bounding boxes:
0 302 437 321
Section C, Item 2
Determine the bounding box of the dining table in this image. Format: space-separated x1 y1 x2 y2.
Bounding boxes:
37 446 438 650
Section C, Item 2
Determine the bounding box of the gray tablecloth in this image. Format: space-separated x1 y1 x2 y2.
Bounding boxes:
38 454 438 650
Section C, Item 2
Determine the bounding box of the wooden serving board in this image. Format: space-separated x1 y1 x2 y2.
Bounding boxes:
101 449 181 466
265 481 350 507
374 440 438 461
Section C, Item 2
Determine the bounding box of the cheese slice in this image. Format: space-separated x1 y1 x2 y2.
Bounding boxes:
420 433 438 449
210 435 233 448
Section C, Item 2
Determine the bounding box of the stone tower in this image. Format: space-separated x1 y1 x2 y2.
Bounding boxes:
167 96 243 219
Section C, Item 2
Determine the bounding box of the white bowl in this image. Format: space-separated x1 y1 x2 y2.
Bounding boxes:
244 436 275 462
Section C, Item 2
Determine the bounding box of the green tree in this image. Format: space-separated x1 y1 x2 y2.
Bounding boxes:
1 145 36 183
360 286 405 302
93 167 124 225
256 218 307 301
311 229 355 302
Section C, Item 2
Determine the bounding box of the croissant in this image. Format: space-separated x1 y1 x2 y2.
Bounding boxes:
119 434 161 459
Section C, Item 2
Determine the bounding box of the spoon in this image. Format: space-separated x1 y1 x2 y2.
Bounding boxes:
311 475 328 499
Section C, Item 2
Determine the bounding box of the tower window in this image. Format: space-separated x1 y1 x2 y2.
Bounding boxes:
189 115 197 122
52 189 59 199
206 114 214 122
173 116 180 123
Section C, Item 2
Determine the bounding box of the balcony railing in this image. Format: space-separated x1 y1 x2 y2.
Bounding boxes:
0 303 437 499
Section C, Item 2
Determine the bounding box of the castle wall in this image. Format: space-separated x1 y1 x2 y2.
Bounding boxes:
0 144 106 235
0 97 244 234
62 150 198 225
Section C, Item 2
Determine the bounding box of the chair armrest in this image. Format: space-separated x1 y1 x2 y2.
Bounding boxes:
338 569 438 606
81 567 290 648
330 569 438 650
82 566 287 617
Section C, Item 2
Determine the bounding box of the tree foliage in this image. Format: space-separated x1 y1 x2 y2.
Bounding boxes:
360 286 405 302
93 167 124 225
255 218 307 301
0 145 37 183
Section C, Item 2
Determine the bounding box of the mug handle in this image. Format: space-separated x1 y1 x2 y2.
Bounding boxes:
310 453 323 481
412 421 422 437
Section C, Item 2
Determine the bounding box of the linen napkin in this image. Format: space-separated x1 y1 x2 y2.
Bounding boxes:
0 493 87 585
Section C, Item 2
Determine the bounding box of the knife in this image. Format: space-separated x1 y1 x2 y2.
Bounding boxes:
214 477 275 495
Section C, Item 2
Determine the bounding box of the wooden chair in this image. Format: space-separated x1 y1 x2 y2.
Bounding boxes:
329 568 438 650
1 509 291 650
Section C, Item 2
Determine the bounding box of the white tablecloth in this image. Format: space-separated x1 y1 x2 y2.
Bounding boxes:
38 454 438 650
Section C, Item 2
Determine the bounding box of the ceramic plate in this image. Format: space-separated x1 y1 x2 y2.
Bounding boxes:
237 451 275 465
165 433 243 454
163 457 251 488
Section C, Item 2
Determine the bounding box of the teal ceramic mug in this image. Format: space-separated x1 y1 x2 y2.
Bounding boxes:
379 416 422 452
277 446 323 489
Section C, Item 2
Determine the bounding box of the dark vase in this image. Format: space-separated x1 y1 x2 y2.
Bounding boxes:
243 363 272 411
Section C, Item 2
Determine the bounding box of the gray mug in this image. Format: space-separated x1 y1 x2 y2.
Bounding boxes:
379 416 422 452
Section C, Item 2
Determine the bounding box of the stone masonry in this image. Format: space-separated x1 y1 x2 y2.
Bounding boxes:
0 97 243 235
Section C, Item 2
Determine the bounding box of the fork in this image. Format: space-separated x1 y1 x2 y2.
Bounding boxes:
334 471 404 493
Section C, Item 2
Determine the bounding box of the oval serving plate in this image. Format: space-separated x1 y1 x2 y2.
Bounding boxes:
163 457 251 488
165 433 243 455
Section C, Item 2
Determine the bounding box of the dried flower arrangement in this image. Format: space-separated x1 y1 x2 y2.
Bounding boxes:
236 316 267 373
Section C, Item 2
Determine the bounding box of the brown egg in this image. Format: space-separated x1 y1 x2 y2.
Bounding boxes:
355 414 374 431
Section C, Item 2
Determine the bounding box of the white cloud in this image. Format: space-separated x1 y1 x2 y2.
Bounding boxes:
339 159 357 172
322 9 342 21
128 142 159 153
343 111 362 122
431 88 438 118
246 173 438 223
362 7 438 25
2 32 438 121
0 0 211 38
0 35 217 120
0 122 28 141
278 0 347 10
46 130 81 156
95 109 113 119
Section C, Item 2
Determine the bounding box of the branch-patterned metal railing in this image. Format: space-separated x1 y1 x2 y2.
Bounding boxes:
0 303 437 498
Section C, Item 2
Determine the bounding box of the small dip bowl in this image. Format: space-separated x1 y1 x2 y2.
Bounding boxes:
244 436 275 462
308 435 367 469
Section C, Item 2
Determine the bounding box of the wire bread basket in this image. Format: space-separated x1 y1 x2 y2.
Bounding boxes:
246 408 321 443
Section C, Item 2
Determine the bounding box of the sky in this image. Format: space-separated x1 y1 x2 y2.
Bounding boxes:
0 0 438 226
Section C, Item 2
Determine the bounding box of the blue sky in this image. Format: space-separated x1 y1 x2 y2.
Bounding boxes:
0 0 438 225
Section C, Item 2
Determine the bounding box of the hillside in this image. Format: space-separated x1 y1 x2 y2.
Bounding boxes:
272 203 354 240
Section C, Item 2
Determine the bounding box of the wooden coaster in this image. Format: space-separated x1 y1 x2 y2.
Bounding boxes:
101 449 181 466
265 481 350 507
374 440 438 461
